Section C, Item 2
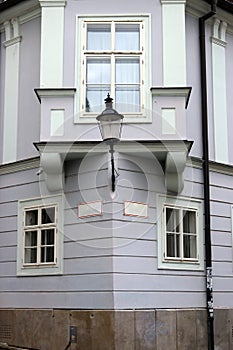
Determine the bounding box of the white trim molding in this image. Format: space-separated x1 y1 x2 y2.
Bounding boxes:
17 194 64 276
2 18 21 164
211 18 229 164
157 194 204 271
38 0 67 7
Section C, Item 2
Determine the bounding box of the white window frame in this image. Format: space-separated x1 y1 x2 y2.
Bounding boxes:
157 194 204 270
232 206 233 272
74 14 151 124
17 195 63 276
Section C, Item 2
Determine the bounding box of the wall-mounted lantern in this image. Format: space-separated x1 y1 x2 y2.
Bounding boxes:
96 94 124 192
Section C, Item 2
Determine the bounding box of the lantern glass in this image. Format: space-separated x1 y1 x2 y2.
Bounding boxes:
96 95 124 142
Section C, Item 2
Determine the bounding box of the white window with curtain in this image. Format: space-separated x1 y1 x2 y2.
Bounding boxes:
75 15 151 122
17 195 63 276
157 195 204 270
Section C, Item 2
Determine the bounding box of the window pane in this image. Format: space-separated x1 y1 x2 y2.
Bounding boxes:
86 85 110 112
42 207 55 224
116 58 140 84
115 86 140 112
87 24 111 50
183 235 197 259
115 24 140 51
166 208 179 233
167 233 180 258
41 247 54 263
183 210 196 234
25 231 37 246
41 229 55 245
87 58 110 84
25 210 38 226
25 248 37 263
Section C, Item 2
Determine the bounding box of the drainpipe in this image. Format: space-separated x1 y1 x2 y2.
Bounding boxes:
199 1 216 349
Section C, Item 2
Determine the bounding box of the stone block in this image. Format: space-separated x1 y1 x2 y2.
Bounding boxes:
177 309 196 350
114 311 134 350
156 310 176 349
51 310 70 350
14 309 53 350
215 309 231 350
135 310 156 350
196 309 208 349
71 310 114 350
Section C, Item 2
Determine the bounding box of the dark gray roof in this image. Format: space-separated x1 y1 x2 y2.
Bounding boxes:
0 0 27 11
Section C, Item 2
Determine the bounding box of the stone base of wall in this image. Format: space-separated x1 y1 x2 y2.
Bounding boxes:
0 308 232 350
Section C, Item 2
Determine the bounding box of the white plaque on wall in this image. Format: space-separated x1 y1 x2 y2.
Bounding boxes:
124 201 148 218
78 201 102 218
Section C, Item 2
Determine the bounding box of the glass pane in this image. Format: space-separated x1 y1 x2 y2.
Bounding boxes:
183 210 196 234
87 24 111 50
116 58 140 84
42 207 55 224
41 247 54 263
166 233 180 258
115 86 140 112
166 208 179 233
87 58 110 84
41 229 55 245
25 248 37 263
183 235 197 259
115 24 140 51
25 231 37 246
86 85 110 112
25 210 38 226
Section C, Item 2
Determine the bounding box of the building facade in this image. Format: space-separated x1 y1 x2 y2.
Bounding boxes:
0 0 233 349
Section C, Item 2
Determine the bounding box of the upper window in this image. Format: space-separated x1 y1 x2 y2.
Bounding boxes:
17 195 63 276
157 195 204 270
75 15 151 122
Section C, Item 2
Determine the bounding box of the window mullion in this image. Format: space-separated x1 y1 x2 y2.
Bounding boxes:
111 22 115 100
37 229 41 265
164 207 167 259
111 54 115 101
180 209 184 260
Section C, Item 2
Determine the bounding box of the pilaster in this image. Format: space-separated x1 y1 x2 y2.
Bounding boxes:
211 18 229 164
38 0 66 87
2 18 21 163
161 0 186 86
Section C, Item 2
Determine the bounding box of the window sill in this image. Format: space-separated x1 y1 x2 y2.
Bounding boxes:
74 111 152 124
17 265 63 276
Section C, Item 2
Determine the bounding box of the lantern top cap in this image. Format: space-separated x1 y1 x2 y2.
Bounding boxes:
96 94 124 122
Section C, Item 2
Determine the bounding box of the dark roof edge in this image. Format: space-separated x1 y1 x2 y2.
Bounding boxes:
204 0 233 13
0 0 28 11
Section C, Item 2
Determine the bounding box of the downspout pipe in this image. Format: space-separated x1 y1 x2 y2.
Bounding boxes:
199 1 216 349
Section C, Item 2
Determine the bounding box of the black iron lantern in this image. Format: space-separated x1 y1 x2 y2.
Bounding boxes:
96 94 124 191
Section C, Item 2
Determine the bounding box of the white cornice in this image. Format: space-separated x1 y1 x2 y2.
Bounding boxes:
34 88 76 103
38 0 67 7
19 8 41 25
161 0 186 4
186 0 233 34
0 0 39 26
187 157 233 176
0 157 40 175
151 87 192 108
